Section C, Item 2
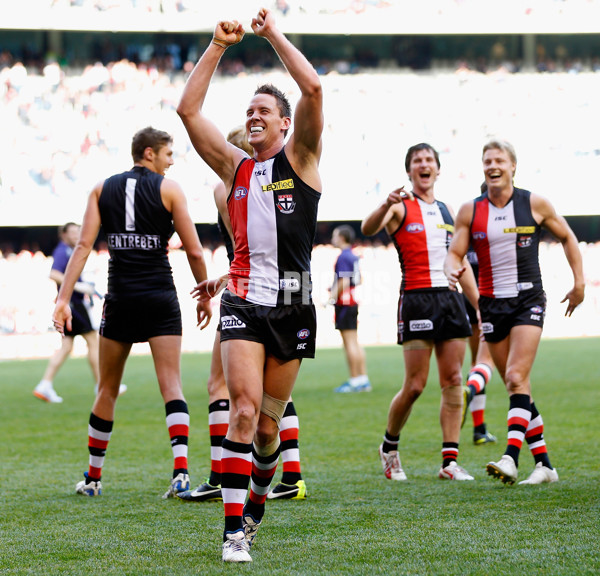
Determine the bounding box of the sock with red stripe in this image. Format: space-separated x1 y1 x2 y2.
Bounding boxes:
221 438 252 538
279 401 302 485
505 393 532 467
468 363 492 432
525 401 553 469
442 442 459 468
208 399 229 486
87 412 113 482
165 399 189 478
244 438 281 524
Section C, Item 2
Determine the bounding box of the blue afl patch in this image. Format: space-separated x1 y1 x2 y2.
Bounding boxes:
530 306 543 314
406 223 424 233
472 231 487 240
297 328 310 339
234 186 248 200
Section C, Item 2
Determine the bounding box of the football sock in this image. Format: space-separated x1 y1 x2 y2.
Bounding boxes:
505 393 532 467
165 399 189 477
279 401 302 485
525 402 553 469
221 439 252 538
87 412 113 482
468 363 492 427
208 398 229 486
382 430 400 453
442 442 459 468
245 438 281 522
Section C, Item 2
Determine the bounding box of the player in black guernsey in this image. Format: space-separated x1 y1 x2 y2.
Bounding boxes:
53 126 212 498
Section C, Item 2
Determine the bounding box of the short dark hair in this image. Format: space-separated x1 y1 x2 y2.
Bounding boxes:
61 222 79 234
131 126 173 162
404 143 441 173
334 224 355 244
255 84 292 136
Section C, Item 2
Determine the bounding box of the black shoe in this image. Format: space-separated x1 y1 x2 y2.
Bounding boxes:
473 430 497 445
176 480 222 502
266 480 307 500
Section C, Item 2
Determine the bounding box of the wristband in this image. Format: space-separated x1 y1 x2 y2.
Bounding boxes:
212 38 232 50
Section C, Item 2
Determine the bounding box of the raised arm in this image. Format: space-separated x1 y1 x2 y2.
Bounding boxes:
176 20 246 188
53 183 102 334
532 193 585 316
252 8 323 182
444 201 474 290
361 187 406 236
164 179 212 329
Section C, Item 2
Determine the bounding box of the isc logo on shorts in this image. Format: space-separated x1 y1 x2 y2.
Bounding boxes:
409 319 433 331
221 315 246 329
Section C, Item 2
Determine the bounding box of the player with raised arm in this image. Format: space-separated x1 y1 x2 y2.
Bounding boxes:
177 8 323 563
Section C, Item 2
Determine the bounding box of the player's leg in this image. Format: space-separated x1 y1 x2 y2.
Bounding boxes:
178 330 229 502
379 344 431 481
436 338 473 480
469 337 495 444
336 329 371 392
243 355 300 537
34 335 74 403
76 335 130 495
486 325 541 483
220 338 265 550
148 334 193 498
268 399 308 500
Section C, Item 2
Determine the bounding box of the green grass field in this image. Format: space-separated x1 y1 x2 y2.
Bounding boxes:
1 339 599 575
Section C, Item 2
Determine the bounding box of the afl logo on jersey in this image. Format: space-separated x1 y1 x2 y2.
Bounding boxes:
472 231 487 240
297 328 310 340
405 223 424 233
234 186 248 200
277 194 296 214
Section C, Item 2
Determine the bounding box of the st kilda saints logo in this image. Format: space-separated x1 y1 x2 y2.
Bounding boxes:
276 193 296 214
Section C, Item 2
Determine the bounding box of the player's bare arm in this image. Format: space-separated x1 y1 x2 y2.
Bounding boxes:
176 20 245 188
445 201 473 290
252 8 323 189
361 187 407 236
532 193 585 316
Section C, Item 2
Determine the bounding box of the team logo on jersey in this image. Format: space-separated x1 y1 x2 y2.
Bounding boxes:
234 186 248 200
472 231 487 240
518 236 532 248
277 194 296 214
409 319 433 331
262 178 294 192
297 328 310 339
405 223 424 233
221 315 246 329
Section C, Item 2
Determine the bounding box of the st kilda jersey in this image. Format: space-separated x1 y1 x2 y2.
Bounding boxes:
391 195 454 291
226 149 321 306
470 187 542 298
99 165 175 293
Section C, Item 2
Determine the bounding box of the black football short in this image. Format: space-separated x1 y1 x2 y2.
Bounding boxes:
334 304 358 331
219 290 316 360
65 299 95 337
99 289 182 343
479 289 546 343
397 289 471 345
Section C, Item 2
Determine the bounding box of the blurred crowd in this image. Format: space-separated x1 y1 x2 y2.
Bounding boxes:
2 55 600 233
1 240 599 358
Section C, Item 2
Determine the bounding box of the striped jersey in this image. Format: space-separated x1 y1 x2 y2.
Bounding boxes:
226 149 321 306
98 165 175 294
470 187 542 298
391 195 454 291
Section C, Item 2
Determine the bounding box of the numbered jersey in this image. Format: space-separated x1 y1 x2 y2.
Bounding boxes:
99 166 175 294
391 196 454 291
470 188 542 298
226 149 321 307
